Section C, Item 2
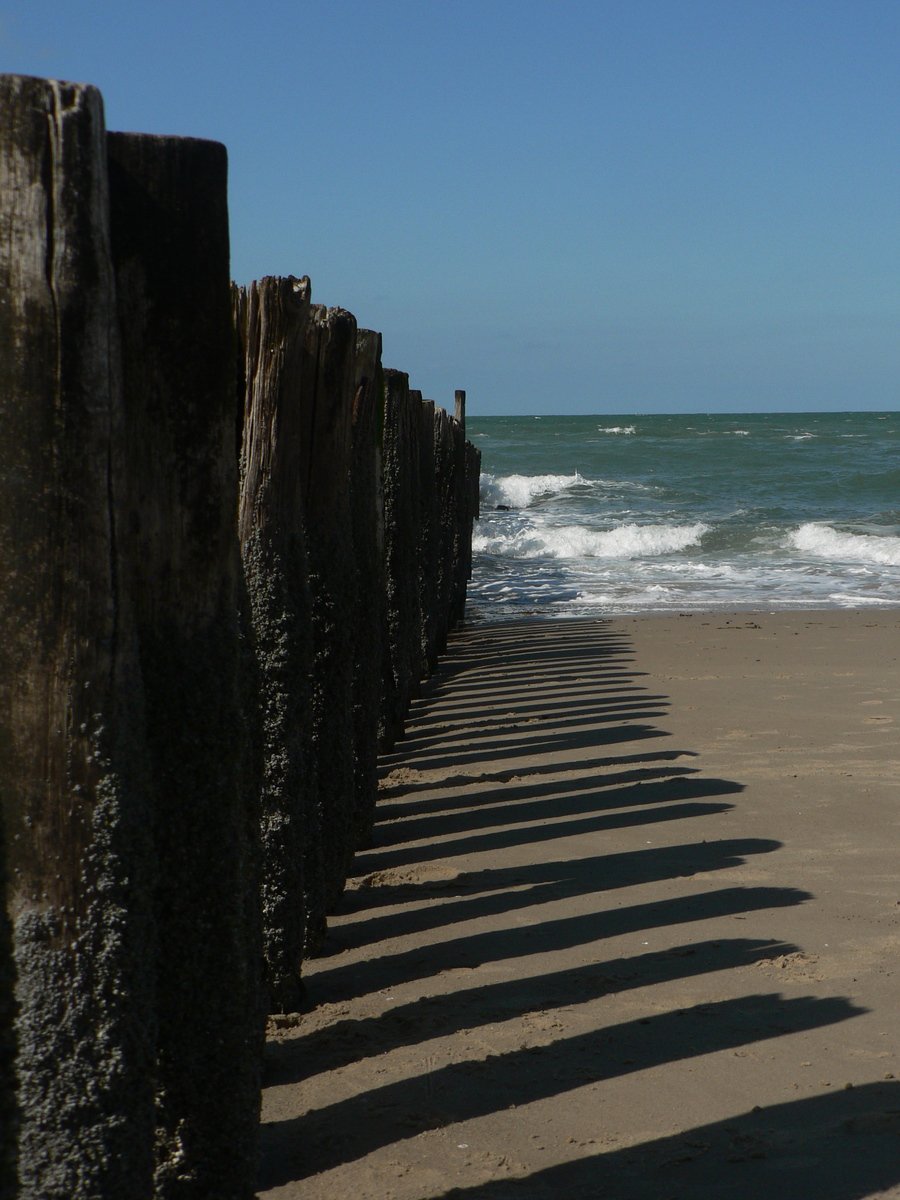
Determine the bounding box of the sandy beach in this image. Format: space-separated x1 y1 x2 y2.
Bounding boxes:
258 610 900 1199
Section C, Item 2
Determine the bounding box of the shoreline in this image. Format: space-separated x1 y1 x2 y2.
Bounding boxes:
260 609 900 1198
468 602 900 626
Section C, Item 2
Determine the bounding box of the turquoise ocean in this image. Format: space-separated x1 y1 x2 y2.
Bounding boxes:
467 412 900 621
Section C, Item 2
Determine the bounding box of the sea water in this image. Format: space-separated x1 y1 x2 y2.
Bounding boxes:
467 412 900 621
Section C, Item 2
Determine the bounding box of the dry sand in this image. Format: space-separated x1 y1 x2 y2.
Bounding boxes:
258 610 900 1199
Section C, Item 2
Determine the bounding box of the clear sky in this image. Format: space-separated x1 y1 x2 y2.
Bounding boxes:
3 1 898 414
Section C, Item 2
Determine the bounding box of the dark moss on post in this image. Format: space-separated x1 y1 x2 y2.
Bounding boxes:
350 331 386 849
236 275 315 1012
0 809 14 1200
107 131 263 1199
0 833 13 1200
0 75 156 1200
407 388 427 688
298 306 359 923
418 399 441 672
381 370 425 750
431 406 457 659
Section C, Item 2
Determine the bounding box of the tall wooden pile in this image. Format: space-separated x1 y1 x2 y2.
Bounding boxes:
0 72 482 1199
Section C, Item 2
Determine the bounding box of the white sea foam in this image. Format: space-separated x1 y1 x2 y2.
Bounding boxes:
480 471 587 509
790 523 900 567
480 470 656 509
829 593 896 606
598 424 636 434
472 521 709 560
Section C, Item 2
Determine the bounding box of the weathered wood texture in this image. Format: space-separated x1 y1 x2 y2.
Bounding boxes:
235 275 315 1012
350 330 386 849
431 406 457 660
108 131 262 1200
454 387 466 431
407 387 428 682
300 306 359 921
0 76 156 1200
380 370 424 751
418 399 441 671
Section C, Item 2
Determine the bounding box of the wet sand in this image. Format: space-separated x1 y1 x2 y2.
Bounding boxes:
259 610 900 1200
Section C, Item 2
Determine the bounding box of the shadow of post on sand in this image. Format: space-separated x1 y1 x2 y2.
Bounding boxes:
260 618 865 1198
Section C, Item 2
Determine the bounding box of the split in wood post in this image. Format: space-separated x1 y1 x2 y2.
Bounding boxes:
236 275 315 1013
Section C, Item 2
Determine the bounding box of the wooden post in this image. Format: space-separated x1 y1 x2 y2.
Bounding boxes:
350 331 385 849
431 406 455 658
235 275 315 1012
407 389 426 692
449 415 469 625
107 131 263 1199
299 306 358 921
380 370 423 750
0 75 156 1200
454 388 466 433
418 399 440 671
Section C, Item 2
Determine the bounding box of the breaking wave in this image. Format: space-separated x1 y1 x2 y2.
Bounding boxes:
790 523 900 567
480 472 586 509
480 470 651 509
472 521 710 560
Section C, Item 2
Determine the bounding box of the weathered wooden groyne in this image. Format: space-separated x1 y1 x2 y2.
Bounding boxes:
0 75 480 1200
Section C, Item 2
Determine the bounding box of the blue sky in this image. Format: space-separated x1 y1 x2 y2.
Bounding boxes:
3 1 898 414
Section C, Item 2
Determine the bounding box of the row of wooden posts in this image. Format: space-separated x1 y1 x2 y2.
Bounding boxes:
0 75 481 1200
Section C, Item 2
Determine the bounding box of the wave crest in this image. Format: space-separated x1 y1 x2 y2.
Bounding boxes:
473 521 709 560
480 471 588 508
480 470 654 508
790 523 900 567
